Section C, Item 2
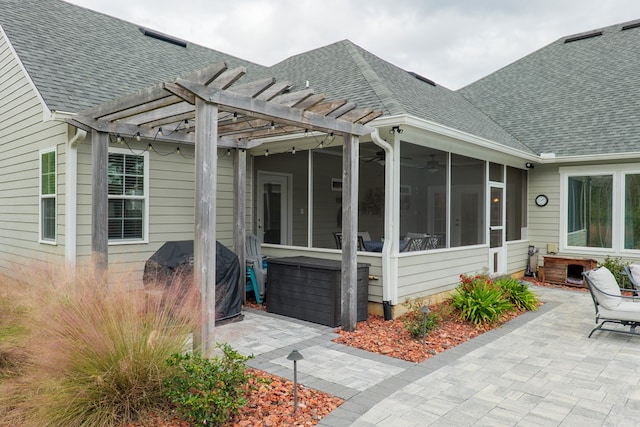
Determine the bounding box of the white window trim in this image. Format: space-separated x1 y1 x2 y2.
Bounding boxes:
107 147 150 245
39 147 57 245
559 163 640 255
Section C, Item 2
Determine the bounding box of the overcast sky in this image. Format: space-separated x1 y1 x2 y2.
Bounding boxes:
66 0 640 90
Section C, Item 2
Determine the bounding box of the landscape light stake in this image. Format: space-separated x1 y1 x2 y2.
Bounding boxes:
287 349 304 413
421 305 430 351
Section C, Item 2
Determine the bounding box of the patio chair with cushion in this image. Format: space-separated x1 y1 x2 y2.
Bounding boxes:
582 266 640 338
623 264 640 291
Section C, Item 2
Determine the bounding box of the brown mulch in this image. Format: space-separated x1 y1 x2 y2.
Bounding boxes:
333 299 527 364
228 369 343 426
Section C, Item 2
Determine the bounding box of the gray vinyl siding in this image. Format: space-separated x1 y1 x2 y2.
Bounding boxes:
0 32 66 278
397 246 487 301
75 138 236 284
506 240 529 274
527 164 561 256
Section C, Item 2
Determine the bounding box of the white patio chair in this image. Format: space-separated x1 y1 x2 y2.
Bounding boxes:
583 267 640 338
623 264 640 291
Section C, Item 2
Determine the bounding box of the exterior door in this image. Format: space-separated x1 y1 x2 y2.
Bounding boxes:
489 184 505 275
257 171 291 244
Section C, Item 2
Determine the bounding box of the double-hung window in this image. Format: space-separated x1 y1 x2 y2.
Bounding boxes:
108 149 148 242
39 148 56 243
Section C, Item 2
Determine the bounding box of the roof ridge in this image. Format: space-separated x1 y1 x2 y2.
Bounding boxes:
340 40 405 116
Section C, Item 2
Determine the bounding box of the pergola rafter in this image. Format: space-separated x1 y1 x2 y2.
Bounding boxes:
66 61 382 354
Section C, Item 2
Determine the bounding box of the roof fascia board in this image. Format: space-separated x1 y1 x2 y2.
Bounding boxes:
0 23 53 122
370 114 539 161
538 152 640 164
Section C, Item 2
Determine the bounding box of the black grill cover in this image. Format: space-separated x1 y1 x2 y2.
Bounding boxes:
143 240 242 322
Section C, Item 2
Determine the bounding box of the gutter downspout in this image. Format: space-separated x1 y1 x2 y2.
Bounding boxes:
66 128 87 266
370 129 399 305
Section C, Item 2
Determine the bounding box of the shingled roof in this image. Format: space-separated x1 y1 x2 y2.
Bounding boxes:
0 0 535 155
458 20 640 157
269 40 532 154
0 0 270 113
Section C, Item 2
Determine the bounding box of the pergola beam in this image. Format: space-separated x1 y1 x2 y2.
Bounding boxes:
176 79 373 136
70 62 383 353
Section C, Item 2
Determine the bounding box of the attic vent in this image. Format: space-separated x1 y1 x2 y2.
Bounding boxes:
408 71 436 87
139 27 187 47
622 21 640 31
563 31 602 43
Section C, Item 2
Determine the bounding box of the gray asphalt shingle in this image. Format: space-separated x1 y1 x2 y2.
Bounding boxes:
0 0 270 113
458 20 640 157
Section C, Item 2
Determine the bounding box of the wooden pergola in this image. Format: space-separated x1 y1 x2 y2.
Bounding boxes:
68 62 381 354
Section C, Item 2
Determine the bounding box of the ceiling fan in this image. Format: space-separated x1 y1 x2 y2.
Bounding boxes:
361 150 412 165
424 154 443 173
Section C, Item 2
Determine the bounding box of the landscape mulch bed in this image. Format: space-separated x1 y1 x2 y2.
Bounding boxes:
152 280 581 426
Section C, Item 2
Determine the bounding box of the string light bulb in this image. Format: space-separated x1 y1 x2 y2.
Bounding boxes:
116 134 123 144
176 146 181 155
292 147 296 155
270 121 275 131
226 149 231 156
147 143 153 151
135 132 141 142
265 149 269 157
232 112 238 122
319 141 324 149
184 119 190 129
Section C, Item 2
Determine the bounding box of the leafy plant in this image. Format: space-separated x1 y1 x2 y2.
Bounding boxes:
598 255 629 288
451 276 513 326
164 344 257 426
495 277 539 311
401 298 440 339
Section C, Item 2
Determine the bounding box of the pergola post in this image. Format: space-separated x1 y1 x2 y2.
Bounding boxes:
341 133 359 331
193 98 218 356
91 129 109 280
233 148 247 301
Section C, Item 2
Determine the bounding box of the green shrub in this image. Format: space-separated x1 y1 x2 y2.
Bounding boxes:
495 277 539 311
401 298 440 339
451 276 513 326
164 344 256 426
599 255 629 288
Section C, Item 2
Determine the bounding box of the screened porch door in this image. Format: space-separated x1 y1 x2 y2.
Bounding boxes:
489 184 505 275
257 171 292 244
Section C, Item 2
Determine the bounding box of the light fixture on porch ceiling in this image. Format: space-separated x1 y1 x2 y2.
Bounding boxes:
425 154 441 174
